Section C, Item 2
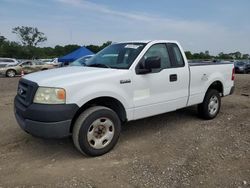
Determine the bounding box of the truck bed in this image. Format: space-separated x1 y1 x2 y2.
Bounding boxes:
189 61 233 66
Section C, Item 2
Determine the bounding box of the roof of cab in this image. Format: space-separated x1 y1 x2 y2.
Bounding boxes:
114 40 178 44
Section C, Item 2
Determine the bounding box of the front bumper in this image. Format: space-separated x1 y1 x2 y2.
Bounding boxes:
14 96 79 138
0 69 6 75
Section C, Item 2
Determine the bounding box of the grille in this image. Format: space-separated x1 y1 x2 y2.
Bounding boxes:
0 64 7 68
17 79 38 106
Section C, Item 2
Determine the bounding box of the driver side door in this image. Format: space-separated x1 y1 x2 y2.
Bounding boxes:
132 43 189 120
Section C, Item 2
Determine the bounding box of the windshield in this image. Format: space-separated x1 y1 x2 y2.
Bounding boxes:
236 62 245 66
70 56 93 66
85 43 146 69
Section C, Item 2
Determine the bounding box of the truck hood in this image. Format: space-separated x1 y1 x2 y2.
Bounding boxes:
23 66 121 87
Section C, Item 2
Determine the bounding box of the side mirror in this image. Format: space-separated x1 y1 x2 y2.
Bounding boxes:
136 56 161 74
144 56 161 69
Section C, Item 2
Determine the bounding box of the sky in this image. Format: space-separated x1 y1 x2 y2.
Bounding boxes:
0 0 249 55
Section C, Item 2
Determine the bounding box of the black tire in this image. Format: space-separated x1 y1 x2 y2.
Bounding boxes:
198 89 221 120
73 106 121 157
6 69 16 77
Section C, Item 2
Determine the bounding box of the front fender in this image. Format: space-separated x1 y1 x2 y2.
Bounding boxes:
66 82 134 120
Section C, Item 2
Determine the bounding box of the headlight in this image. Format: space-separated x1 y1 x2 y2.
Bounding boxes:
33 87 66 104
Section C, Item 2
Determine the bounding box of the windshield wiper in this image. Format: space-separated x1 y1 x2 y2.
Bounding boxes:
87 63 111 68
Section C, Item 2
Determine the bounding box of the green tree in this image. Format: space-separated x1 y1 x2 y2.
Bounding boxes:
205 50 210 56
86 41 112 53
185 51 192 59
0 34 6 44
242 54 250 59
85 44 100 53
12 26 47 47
232 51 242 59
100 41 112 49
218 52 232 60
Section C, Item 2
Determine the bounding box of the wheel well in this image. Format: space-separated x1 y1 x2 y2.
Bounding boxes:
207 81 223 96
6 69 16 73
70 97 127 132
6 69 16 75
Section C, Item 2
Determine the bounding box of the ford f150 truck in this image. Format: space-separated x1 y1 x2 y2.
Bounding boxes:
14 40 235 156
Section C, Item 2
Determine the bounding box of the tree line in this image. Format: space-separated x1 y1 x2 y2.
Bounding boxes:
0 26 249 60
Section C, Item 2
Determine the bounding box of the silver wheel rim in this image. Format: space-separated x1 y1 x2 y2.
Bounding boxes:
208 95 219 116
87 117 115 149
7 70 15 77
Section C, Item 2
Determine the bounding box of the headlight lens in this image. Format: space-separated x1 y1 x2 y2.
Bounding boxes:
33 87 66 104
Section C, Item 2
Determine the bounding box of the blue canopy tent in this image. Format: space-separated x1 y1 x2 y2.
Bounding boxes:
58 46 94 63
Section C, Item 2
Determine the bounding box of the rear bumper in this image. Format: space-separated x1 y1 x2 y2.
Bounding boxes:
14 96 79 138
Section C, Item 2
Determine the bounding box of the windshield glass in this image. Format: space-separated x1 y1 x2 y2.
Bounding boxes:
70 56 93 66
236 62 245 66
85 43 146 69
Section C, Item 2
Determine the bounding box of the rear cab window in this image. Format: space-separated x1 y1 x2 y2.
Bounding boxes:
166 43 185 68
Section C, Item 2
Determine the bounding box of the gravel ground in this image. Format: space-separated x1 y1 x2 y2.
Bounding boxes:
0 74 249 188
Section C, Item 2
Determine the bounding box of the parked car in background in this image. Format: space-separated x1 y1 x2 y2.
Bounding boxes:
0 58 19 66
68 55 94 66
41 58 59 66
0 60 54 77
234 61 250 73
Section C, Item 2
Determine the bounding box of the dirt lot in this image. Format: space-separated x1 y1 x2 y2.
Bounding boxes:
0 75 249 188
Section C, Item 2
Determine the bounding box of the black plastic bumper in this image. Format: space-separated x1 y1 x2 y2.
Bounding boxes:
14 96 79 138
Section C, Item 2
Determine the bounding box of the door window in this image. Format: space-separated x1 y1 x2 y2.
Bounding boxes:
22 61 32 66
140 44 171 72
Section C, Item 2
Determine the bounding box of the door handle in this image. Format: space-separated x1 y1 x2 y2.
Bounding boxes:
170 74 177 82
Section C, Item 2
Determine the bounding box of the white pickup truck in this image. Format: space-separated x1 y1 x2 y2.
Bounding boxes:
14 40 235 156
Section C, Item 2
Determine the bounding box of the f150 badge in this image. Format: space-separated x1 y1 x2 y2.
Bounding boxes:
120 79 131 84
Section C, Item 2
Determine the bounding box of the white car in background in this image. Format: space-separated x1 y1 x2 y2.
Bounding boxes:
41 58 59 66
0 58 19 66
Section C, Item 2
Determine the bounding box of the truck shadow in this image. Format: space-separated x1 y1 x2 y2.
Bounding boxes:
120 106 198 143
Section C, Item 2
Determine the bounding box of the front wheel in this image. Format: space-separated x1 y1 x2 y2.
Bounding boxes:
6 69 16 77
198 89 221 120
73 106 121 156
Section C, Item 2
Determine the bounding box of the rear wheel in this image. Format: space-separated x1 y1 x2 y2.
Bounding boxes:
198 89 221 120
73 106 121 156
6 69 16 77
